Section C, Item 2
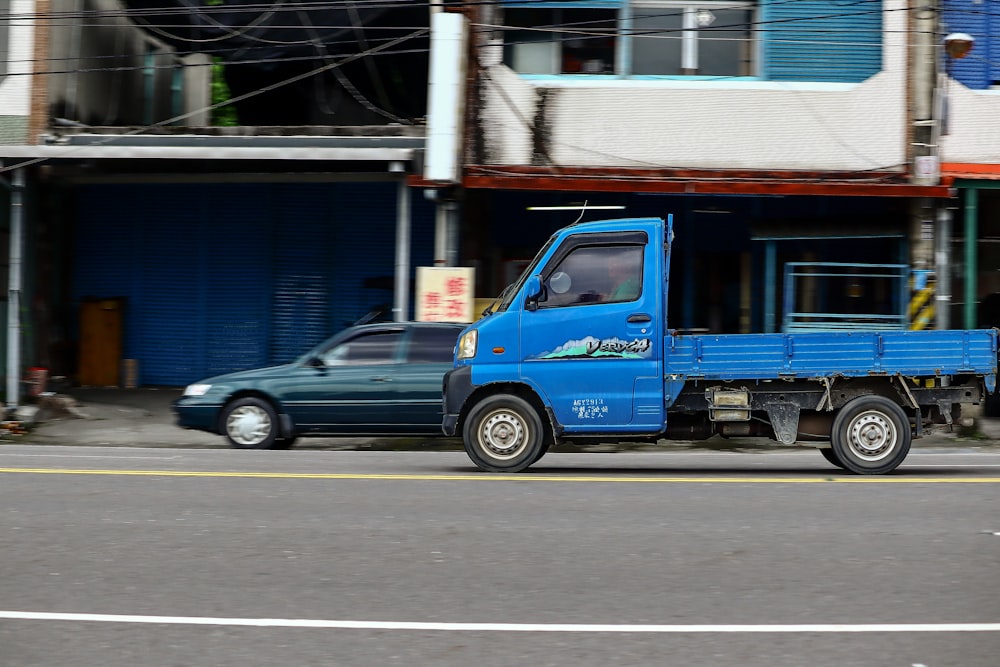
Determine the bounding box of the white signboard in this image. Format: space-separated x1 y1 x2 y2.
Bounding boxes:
415 266 475 323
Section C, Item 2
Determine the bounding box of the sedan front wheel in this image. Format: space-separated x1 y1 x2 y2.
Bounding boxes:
222 397 280 449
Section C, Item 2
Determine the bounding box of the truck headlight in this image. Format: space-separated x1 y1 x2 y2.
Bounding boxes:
457 329 478 360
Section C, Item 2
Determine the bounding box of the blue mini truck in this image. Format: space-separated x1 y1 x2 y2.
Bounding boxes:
442 216 998 474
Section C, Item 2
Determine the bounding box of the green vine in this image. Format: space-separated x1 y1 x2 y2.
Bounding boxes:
210 58 238 126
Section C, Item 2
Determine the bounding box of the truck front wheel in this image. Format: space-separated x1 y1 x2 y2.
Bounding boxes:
831 396 911 474
463 394 544 472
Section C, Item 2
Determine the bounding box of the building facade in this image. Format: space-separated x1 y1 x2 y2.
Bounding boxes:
0 0 999 400
424 0 999 336
939 0 1000 330
0 0 438 390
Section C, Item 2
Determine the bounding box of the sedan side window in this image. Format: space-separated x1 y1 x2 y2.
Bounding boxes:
320 331 404 366
406 327 463 363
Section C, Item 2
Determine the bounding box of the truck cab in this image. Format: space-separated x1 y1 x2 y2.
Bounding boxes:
443 217 674 465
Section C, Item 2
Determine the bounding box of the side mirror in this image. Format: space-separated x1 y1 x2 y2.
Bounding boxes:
524 275 542 311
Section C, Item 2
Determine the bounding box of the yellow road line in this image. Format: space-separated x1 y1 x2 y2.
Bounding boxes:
1 468 999 483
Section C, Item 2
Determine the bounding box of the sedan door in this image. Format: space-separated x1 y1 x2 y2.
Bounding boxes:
388 325 464 431
279 328 406 432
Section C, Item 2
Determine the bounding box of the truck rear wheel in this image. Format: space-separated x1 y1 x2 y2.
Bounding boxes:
831 396 911 474
463 394 544 472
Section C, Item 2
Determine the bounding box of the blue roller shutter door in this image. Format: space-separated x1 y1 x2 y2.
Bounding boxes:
202 186 272 373
74 181 429 386
329 181 400 331
75 184 271 386
268 182 430 359
762 0 883 82
270 185 336 363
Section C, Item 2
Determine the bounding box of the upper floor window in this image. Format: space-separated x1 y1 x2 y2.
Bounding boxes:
502 1 756 77
632 2 754 76
504 7 618 74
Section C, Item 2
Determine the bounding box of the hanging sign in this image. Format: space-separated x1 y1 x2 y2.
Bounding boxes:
416 267 476 323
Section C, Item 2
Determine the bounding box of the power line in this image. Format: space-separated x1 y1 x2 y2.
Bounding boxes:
0 0 993 177
0 25 430 175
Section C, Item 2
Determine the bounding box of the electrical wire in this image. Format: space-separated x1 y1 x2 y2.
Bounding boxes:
0 0 993 177
3 0 998 75
0 25 429 175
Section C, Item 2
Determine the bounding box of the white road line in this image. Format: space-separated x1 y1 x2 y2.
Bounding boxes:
0 612 997 633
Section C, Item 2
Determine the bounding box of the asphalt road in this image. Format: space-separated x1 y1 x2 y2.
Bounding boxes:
1 446 999 667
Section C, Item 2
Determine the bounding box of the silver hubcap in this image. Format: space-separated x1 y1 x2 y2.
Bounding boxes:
226 405 272 446
847 410 897 461
479 410 528 460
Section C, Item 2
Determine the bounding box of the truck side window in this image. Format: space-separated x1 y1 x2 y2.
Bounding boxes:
542 245 643 307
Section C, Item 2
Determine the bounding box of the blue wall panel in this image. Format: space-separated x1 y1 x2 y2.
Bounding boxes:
328 181 401 329
762 0 883 82
201 185 273 373
943 0 997 90
74 181 434 387
269 184 336 363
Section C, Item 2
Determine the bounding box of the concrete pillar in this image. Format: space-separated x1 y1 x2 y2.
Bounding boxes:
393 168 411 322
934 206 952 329
964 187 979 329
6 169 24 413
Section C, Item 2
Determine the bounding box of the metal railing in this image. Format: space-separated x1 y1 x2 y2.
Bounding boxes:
781 262 909 333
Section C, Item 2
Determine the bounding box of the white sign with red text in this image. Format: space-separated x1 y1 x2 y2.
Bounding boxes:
415 266 475 323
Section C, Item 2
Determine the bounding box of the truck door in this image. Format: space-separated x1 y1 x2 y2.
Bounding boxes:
519 230 664 433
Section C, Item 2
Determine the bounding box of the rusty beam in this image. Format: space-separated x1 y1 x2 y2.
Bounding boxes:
408 166 956 197
457 174 955 198
466 165 918 181
942 163 1000 180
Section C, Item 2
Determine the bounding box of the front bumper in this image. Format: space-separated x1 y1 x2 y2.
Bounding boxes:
441 365 474 436
172 396 223 433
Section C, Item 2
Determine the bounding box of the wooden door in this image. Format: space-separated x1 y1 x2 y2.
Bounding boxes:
79 298 124 386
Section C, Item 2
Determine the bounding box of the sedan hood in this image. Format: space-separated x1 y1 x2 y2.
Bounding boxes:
195 363 301 386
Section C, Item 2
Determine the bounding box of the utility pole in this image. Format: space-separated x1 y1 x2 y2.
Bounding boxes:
908 1 941 329
910 1 939 188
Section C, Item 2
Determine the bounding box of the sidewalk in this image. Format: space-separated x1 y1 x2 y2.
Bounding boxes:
5 386 1000 451
8 386 460 450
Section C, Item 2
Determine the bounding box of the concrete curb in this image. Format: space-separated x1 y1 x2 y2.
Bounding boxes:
5 387 1000 452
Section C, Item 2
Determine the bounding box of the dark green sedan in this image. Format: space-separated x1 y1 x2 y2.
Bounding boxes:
173 322 465 449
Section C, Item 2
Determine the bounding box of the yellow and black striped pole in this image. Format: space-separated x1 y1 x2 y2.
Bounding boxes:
909 272 935 330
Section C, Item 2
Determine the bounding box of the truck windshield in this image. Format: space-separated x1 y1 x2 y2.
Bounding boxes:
492 236 558 313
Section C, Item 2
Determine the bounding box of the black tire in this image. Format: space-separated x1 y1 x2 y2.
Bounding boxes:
830 395 911 474
531 441 551 465
463 394 544 472
818 447 846 470
273 437 298 450
221 397 280 450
